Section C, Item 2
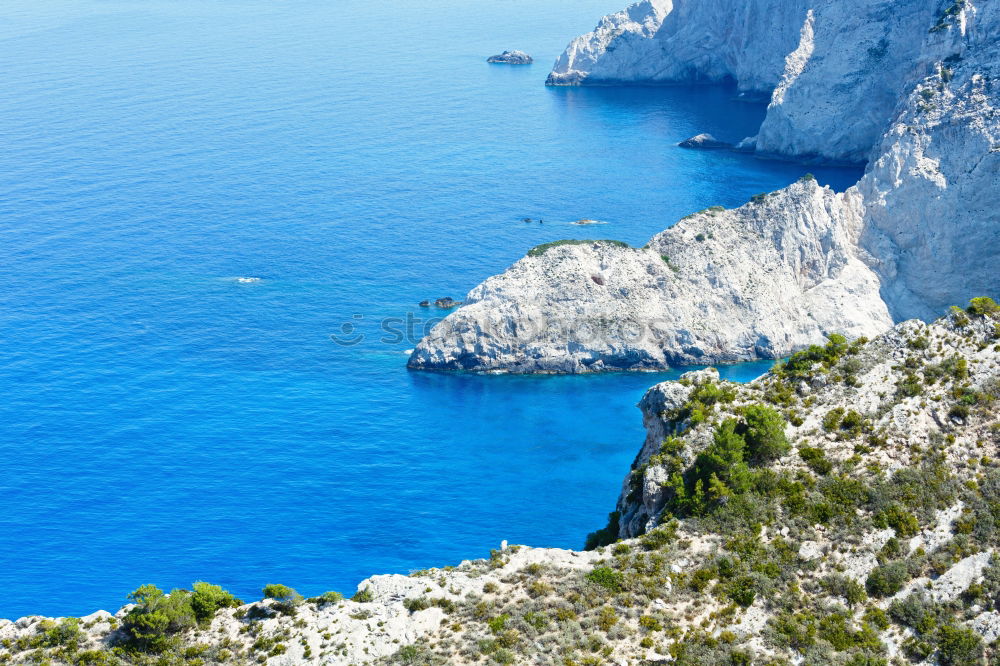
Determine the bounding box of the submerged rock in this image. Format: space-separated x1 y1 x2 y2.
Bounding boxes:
487 50 533 64
678 133 732 149
732 135 757 153
433 297 462 309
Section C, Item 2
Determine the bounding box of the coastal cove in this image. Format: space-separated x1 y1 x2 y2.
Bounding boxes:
0 0 862 621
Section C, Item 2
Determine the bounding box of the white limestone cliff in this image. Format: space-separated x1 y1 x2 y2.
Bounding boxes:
859 11 1000 321
546 0 807 97
547 0 982 165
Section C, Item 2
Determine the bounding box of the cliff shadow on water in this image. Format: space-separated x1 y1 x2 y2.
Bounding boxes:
545 82 865 199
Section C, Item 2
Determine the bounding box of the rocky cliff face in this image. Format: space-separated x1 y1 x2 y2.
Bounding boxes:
547 0 981 166
408 182 891 373
9 306 1000 665
753 0 939 164
617 306 1000 539
859 17 1000 321
546 0 808 98
410 0 999 374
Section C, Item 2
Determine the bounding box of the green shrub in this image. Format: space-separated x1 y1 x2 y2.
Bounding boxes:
639 615 663 632
823 408 845 432
865 561 909 597
863 606 890 630
800 446 833 475
840 410 864 437
966 297 999 317
777 334 850 380
262 583 299 602
725 576 759 608
311 590 344 605
119 584 197 653
639 519 679 550
597 606 618 631
585 566 624 592
739 405 790 464
936 624 983 665
353 587 374 603
76 651 114 665
190 582 241 625
36 617 83 648
821 575 867 606
403 597 431 613
526 239 629 257
875 504 920 537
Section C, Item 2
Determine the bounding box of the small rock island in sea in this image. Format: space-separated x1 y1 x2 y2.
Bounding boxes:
678 132 733 149
487 50 533 65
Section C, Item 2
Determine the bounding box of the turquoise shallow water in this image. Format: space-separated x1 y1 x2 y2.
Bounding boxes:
0 0 863 619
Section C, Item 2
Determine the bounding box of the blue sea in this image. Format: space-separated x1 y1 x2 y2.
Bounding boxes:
0 0 863 619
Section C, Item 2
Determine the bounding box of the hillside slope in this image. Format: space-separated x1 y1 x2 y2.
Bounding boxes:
5 302 1000 665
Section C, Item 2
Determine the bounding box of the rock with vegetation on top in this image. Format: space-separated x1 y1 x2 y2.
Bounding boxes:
412 3 1000 373
407 180 892 373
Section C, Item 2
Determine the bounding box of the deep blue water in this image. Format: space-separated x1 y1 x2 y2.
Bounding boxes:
0 1 863 619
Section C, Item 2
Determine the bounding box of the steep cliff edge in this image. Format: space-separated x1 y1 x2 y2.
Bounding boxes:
859 15 1000 321
7 304 1000 665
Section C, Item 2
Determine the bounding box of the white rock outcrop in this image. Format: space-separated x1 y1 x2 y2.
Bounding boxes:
408 180 891 373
